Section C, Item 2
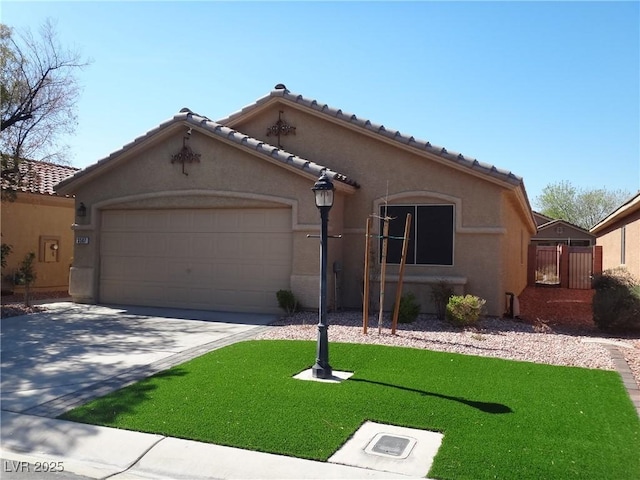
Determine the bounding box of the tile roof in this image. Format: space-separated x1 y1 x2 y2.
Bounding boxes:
2 159 79 196
176 109 359 188
56 109 360 193
535 218 594 235
590 191 640 234
218 86 524 188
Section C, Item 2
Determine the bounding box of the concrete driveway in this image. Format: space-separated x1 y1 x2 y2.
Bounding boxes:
0 302 275 417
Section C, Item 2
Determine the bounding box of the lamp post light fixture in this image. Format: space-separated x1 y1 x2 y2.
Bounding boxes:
311 171 335 379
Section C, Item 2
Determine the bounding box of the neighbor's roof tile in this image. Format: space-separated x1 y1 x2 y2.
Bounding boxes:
2 159 79 196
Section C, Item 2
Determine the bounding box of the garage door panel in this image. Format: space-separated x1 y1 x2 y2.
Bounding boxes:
263 210 291 231
101 232 125 256
241 235 266 259
144 259 170 282
100 256 125 280
191 234 215 257
264 235 293 259
242 211 269 230
216 211 242 231
216 234 243 258
191 210 215 231
215 263 242 287
102 212 127 231
100 208 292 313
267 265 293 285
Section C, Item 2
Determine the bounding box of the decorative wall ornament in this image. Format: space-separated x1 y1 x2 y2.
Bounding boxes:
266 110 296 148
171 128 201 175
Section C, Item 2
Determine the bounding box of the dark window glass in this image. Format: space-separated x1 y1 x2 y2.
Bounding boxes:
380 204 454 265
381 205 414 264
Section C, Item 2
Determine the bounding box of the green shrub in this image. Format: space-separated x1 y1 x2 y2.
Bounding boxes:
1 243 12 269
393 292 421 324
592 268 640 333
276 289 300 316
446 294 486 327
15 252 37 307
431 281 454 320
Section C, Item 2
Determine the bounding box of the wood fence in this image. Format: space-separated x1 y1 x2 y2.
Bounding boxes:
527 245 602 289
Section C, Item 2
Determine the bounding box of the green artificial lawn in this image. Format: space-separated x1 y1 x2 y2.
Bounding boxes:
61 340 640 480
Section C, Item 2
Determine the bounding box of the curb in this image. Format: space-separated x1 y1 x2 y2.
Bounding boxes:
605 345 640 418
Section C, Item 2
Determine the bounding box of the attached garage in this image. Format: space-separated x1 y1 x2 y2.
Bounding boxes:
99 208 292 313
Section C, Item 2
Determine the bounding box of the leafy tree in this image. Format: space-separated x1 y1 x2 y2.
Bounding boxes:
1 20 89 199
535 180 632 230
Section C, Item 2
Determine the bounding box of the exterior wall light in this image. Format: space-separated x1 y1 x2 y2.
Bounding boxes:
77 202 87 218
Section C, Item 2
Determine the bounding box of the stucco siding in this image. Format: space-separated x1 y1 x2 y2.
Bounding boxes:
1 194 75 292
502 191 532 307
234 104 517 315
235 105 506 229
596 208 640 279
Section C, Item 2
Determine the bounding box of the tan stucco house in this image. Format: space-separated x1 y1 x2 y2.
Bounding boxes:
531 211 595 247
1 160 79 294
55 85 536 316
591 192 640 279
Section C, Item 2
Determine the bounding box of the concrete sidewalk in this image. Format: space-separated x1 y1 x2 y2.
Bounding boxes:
1 412 416 479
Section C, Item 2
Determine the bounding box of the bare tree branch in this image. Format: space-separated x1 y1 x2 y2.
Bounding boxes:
1 19 90 193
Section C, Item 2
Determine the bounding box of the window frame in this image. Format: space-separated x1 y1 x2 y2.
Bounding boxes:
380 204 455 267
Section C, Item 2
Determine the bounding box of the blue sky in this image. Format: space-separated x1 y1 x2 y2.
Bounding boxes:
3 1 639 207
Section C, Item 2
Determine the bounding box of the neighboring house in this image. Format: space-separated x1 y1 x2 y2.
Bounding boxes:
1 160 79 294
590 192 640 279
531 211 595 247
55 85 536 316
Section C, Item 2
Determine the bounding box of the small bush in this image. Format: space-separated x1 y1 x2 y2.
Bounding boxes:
276 289 300 316
15 252 37 307
393 292 421 324
431 281 454 320
1 243 12 269
446 294 486 327
592 268 640 333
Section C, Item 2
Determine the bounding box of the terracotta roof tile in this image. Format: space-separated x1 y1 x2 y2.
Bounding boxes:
2 159 79 196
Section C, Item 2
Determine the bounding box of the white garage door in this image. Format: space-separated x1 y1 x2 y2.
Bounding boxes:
99 208 292 313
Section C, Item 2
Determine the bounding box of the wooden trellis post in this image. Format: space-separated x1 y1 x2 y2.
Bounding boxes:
377 216 390 334
362 216 372 334
362 205 410 335
391 213 412 335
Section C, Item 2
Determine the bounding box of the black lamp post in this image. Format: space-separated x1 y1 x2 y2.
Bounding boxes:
311 171 335 379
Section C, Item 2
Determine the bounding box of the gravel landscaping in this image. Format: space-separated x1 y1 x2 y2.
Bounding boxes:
3 291 638 390
257 310 640 389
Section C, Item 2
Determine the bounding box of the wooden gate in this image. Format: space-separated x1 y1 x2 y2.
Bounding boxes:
528 245 602 289
568 247 593 289
534 246 561 285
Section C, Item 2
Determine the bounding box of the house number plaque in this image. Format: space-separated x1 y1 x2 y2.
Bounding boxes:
76 236 90 245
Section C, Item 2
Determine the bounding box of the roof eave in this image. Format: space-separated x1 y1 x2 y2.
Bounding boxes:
55 111 359 195
590 192 640 234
